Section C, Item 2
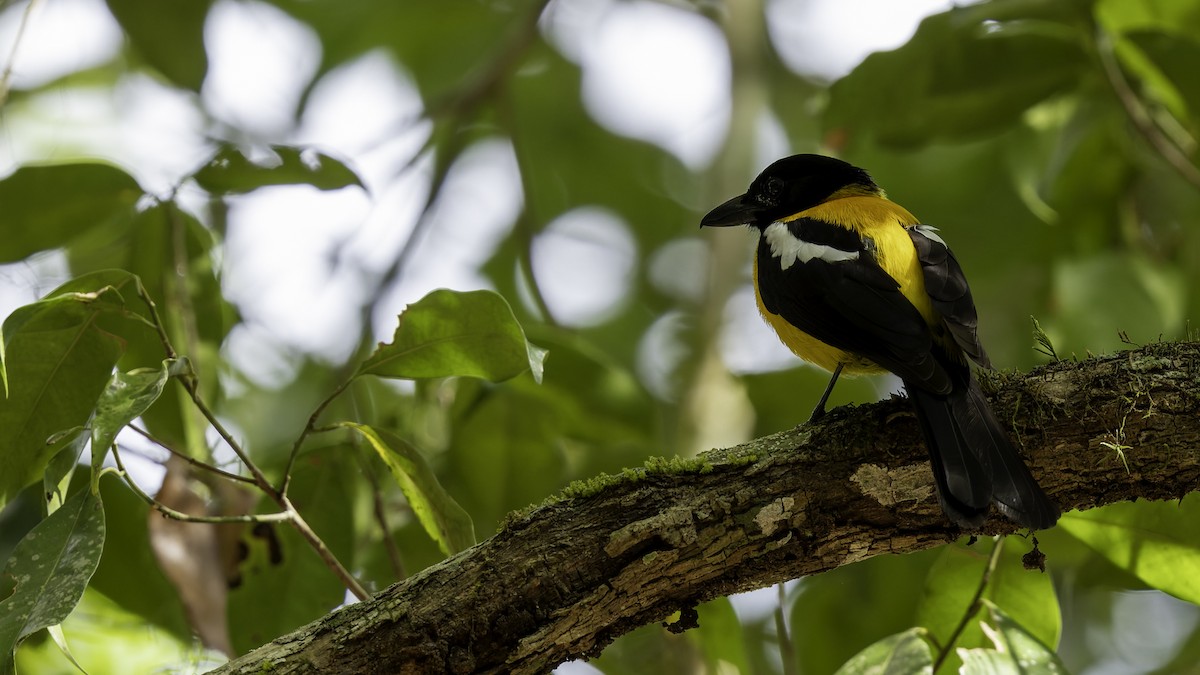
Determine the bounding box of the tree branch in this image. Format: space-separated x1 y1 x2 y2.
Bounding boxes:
211 341 1200 674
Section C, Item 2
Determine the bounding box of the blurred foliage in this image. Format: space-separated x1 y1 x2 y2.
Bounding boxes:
2 0 1200 672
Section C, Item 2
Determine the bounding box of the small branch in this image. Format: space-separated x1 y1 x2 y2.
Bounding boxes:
280 377 354 497
111 444 292 525
165 202 205 375
283 495 372 601
358 449 407 580
127 423 258 486
136 281 180 361
775 583 798 675
136 282 370 601
932 538 1004 672
1096 27 1200 189
497 90 558 327
0 0 42 109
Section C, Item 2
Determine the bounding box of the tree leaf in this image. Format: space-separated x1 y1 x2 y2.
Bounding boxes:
43 430 88 515
337 422 475 557
45 624 88 675
88 477 190 640
958 601 1068 675
0 271 143 510
1057 499 1200 604
826 6 1087 146
915 538 1059 673
833 627 933 675
0 164 141 263
1125 31 1200 134
357 289 546 384
0 488 106 675
104 0 211 91
191 144 363 195
89 360 173 480
445 387 566 536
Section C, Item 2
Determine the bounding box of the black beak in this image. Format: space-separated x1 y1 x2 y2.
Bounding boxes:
700 193 762 228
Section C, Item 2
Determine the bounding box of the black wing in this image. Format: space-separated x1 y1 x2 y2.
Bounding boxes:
908 225 990 368
755 218 952 394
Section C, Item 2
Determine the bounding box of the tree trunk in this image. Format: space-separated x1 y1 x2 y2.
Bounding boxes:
211 341 1200 674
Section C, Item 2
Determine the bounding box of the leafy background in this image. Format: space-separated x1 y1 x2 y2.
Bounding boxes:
1 0 1199 672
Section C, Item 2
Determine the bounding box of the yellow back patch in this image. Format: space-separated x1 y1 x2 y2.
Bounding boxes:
781 196 935 326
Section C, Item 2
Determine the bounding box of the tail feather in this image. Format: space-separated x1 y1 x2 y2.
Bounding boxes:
905 377 1059 530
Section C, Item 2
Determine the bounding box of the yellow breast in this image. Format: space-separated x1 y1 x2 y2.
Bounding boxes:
755 195 935 374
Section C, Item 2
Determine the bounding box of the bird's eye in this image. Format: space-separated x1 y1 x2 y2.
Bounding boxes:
755 177 784 205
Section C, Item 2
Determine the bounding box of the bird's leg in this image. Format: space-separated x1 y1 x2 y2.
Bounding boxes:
809 363 845 422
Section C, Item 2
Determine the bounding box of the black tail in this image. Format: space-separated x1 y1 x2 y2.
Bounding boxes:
905 375 1059 530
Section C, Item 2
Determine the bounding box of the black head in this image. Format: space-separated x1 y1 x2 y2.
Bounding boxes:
700 154 878 229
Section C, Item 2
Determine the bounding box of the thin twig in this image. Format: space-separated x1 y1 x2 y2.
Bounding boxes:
358 0 552 316
931 537 1005 672
280 377 354 497
136 282 371 600
111 444 292 525
497 90 558 326
360 450 406 580
0 0 42 109
775 582 798 675
1096 27 1200 189
282 495 372 600
127 423 258 486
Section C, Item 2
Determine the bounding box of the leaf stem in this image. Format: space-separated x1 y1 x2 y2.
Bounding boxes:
280 376 354 497
932 537 1005 672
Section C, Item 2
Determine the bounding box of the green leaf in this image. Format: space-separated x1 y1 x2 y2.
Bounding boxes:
1058 499 1200 604
1095 0 1200 36
958 601 1068 675
0 164 141 263
358 289 546 384
89 361 173 480
45 625 88 675
336 422 475 556
445 387 566 535
1125 31 1200 133
88 477 189 639
826 6 1087 146
43 430 87 515
104 0 211 91
0 488 106 675
0 271 143 510
192 144 363 195
118 203 238 452
915 538 1059 673
833 628 933 675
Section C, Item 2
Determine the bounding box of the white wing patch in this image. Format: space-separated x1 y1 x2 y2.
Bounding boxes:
914 224 947 247
764 222 859 271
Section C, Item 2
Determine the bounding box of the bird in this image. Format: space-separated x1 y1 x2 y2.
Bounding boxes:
701 154 1059 530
